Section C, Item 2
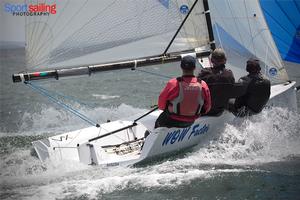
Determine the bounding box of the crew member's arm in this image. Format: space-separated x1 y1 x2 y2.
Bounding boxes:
200 80 211 114
158 79 179 110
197 68 210 80
234 77 248 109
227 69 235 83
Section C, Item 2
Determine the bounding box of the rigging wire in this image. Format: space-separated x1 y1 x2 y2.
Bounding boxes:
244 0 257 56
163 0 199 55
24 81 100 128
44 89 94 109
134 69 172 79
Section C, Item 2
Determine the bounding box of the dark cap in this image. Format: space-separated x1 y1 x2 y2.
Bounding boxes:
246 58 261 73
211 48 226 61
181 55 196 70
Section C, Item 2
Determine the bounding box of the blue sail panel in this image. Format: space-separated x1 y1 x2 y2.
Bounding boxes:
260 0 300 63
158 0 169 9
213 24 253 58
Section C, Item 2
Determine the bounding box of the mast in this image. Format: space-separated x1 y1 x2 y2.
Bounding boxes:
203 0 215 50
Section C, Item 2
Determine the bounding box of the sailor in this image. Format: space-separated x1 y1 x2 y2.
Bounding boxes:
228 58 271 117
198 48 236 116
155 55 211 128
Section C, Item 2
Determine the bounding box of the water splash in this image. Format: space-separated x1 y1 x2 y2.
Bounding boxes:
92 94 120 100
2 103 147 136
180 107 300 166
1 106 299 199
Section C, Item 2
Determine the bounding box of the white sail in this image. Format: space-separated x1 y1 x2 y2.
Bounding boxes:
25 0 211 70
209 0 290 84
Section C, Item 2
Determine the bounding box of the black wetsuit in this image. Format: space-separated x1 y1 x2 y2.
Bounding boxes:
198 65 237 116
230 73 271 117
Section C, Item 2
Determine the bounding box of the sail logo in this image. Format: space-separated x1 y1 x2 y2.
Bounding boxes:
269 67 278 76
162 124 209 146
4 3 57 16
180 5 189 14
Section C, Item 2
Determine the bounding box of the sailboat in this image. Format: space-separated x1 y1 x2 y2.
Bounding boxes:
12 0 298 167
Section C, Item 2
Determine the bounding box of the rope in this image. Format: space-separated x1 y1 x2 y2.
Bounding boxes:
23 78 94 108
243 0 256 56
25 81 100 127
44 89 94 109
135 61 205 79
135 69 172 79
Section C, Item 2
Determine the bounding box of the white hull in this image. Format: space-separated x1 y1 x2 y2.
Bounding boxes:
32 81 297 167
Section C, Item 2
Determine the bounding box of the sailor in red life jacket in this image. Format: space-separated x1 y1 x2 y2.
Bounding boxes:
155 55 211 128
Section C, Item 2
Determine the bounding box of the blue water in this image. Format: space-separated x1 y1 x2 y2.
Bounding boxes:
0 48 300 200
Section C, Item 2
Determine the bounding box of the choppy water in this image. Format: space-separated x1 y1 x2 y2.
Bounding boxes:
1 48 300 200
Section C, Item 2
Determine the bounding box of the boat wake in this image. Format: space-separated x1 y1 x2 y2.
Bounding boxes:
92 94 121 100
1 105 299 199
0 103 148 137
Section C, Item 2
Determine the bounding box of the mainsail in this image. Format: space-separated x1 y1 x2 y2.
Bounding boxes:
13 0 214 82
13 0 291 86
24 0 211 70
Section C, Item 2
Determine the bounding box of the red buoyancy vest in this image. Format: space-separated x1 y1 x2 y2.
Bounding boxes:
168 77 203 117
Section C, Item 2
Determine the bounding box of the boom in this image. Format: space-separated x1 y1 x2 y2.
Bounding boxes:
12 50 210 82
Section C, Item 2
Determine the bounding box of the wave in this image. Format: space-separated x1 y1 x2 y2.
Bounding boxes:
0 103 147 137
1 106 299 199
92 94 120 100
